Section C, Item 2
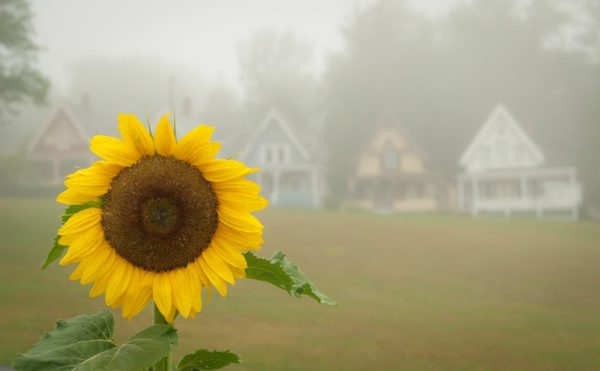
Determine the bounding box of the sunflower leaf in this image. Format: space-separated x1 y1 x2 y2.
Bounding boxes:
244 251 338 306
12 310 178 371
176 349 241 370
42 236 67 269
43 201 103 269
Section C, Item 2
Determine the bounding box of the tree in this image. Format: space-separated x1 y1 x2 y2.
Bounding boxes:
323 0 600 211
323 0 435 202
237 29 319 130
0 0 48 121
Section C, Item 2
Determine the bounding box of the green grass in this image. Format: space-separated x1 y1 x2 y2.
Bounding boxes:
1 198 600 370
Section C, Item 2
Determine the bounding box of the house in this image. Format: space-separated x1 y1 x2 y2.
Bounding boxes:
10 95 205 189
346 111 441 212
22 102 95 186
457 104 581 219
242 109 322 208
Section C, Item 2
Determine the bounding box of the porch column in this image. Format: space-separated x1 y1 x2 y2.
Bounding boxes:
519 172 528 217
520 172 528 200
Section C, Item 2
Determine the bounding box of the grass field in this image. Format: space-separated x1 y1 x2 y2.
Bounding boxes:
1 198 600 370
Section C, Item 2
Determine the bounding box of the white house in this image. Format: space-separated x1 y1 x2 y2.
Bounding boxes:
457 104 581 219
242 109 322 208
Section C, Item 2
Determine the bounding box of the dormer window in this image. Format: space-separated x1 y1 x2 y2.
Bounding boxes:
259 144 291 165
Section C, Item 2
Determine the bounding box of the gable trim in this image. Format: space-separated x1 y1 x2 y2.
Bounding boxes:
459 103 545 167
27 102 90 154
354 110 430 168
243 109 310 161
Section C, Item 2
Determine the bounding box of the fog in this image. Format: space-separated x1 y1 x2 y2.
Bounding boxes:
3 0 597 214
1 0 600 369
30 0 458 91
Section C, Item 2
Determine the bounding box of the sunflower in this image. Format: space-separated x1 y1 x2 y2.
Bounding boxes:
56 113 267 322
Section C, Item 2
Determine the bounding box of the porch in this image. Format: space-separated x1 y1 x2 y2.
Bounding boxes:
458 167 581 219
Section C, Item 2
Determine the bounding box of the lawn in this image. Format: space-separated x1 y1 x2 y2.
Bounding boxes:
1 198 600 370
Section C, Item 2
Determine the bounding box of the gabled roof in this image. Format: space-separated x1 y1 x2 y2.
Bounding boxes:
243 109 310 161
459 103 545 167
361 110 430 161
27 102 90 154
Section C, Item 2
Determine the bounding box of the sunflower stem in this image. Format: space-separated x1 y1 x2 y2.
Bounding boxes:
153 303 172 371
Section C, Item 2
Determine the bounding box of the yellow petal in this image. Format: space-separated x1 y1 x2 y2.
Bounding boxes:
197 257 228 297
212 178 261 195
56 189 99 206
121 268 154 319
186 267 202 314
58 208 102 237
110 295 123 310
154 113 177 156
202 247 234 284
105 259 133 306
69 263 85 280
194 262 213 304
90 135 141 166
216 224 264 251
118 113 154 157
199 159 257 183
121 269 141 319
153 273 173 320
59 224 104 265
79 245 117 285
187 142 222 167
64 161 122 190
212 237 248 269
171 269 192 318
218 205 263 233
217 192 269 212
230 265 246 279
128 270 154 318
164 303 177 323
173 125 214 162
89 273 111 297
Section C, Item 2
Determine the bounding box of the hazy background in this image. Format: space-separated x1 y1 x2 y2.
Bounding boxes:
3 0 600 211
1 0 600 370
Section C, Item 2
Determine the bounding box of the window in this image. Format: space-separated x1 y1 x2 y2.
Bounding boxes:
259 144 291 165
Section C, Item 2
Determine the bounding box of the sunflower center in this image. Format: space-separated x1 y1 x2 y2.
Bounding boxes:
101 155 218 272
142 198 179 234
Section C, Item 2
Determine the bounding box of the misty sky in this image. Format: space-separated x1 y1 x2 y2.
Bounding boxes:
31 0 459 93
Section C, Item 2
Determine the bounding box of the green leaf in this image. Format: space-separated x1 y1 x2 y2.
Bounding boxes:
244 251 338 306
42 236 67 269
75 325 177 371
13 310 178 371
177 349 241 370
43 201 103 269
